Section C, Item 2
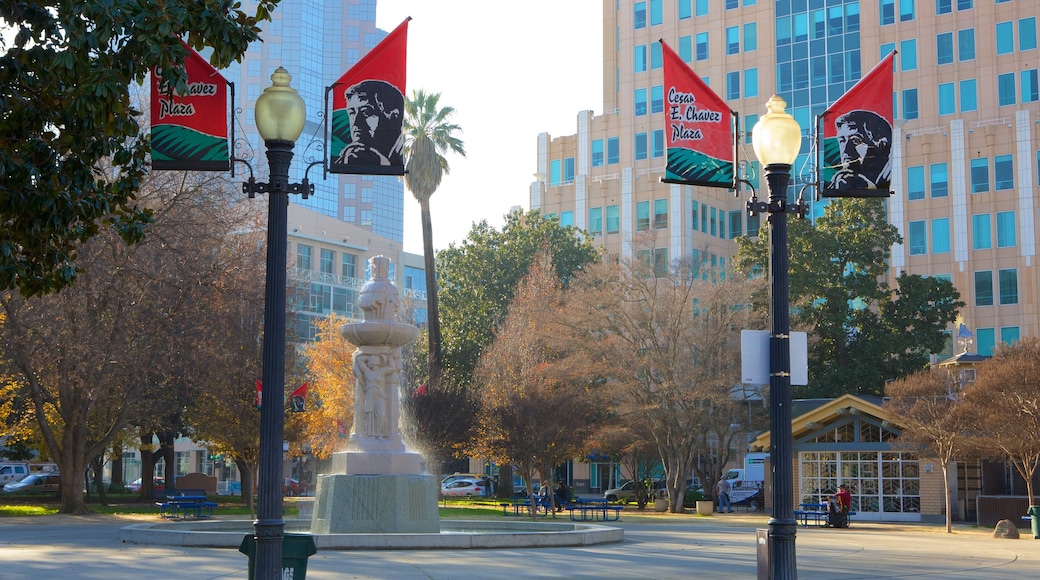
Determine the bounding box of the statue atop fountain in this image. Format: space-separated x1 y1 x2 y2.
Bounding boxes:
311 256 439 534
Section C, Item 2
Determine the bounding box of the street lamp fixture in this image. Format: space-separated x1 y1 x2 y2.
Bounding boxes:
249 67 310 580
749 95 806 580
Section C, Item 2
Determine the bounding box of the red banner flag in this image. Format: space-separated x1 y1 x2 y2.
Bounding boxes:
821 52 896 198
290 383 308 413
336 419 349 438
329 18 409 176
255 380 262 410
660 40 735 188
150 41 230 171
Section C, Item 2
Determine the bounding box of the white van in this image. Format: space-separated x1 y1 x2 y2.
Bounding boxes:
0 462 58 485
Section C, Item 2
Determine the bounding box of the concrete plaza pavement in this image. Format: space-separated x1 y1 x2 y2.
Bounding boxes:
0 510 1036 579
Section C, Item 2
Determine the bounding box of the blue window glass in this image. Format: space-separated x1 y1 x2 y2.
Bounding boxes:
550 159 561 185
726 0 738 8
607 137 620 165
651 85 664 114
996 22 1014 55
880 0 895 25
745 68 759 98
936 33 953 65
846 3 860 31
650 42 663 69
958 28 975 61
653 199 668 228
727 27 740 55
606 205 620 233
635 45 647 72
652 130 664 158
900 0 915 21
1023 70 1039 102
636 201 650 231
972 213 991 249
936 0 951 15
650 0 662 26
635 88 648 116
881 42 896 60
777 17 791 46
589 207 603 235
903 89 918 120
908 221 927 255
974 270 993 307
960 78 977 112
696 0 708 16
696 33 709 61
744 23 758 51
634 132 648 161
999 269 1018 305
998 73 1016 106
970 157 988 192
932 218 951 253
679 35 693 62
679 0 693 19
744 114 758 144
931 163 949 197
1000 327 1020 346
976 328 995 355
957 0 972 10
938 82 955 114
560 211 574 228
1022 17 1038 51
691 200 699 231
564 157 575 183
994 155 1013 190
591 139 604 167
727 71 740 100
907 166 925 200
900 39 917 70
634 2 646 29
996 211 1016 247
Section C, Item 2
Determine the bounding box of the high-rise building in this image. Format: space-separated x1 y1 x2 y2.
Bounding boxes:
229 0 404 244
534 0 1040 357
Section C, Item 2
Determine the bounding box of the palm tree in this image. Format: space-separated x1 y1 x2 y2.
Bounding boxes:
404 90 465 391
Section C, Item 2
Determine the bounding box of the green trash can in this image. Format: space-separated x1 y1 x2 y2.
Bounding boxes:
239 533 317 579
1029 505 1040 539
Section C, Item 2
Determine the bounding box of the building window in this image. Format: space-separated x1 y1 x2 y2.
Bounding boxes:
701 203 708 232
297 244 312 271
930 163 949 197
636 201 650 231
678 35 693 62
996 21 1014 55
993 155 1013 190
650 42 663 69
654 248 668 277
900 39 917 70
635 132 648 160
938 83 955 115
999 269 1018 305
634 1 646 29
900 0 915 21
880 0 895 25
745 68 759 98
653 199 668 229
976 328 995 356
360 210 372 226
958 28 975 61
651 85 664 114
956 0 972 10
1000 327 1020 346
679 0 693 19
342 253 357 278
727 71 740 100
744 23 758 51
936 32 953 65
634 44 647 72
710 207 717 236
1022 17 1038 51
1022 70 1039 102
727 26 740 55
960 79 977 111
607 137 620 165
320 249 334 275
969 157 988 193
998 73 1016 106
908 221 927 255
936 0 951 15
691 201 699 231
635 88 647 116
996 211 1016 248
907 166 925 200
550 159 561 185
696 32 709 61
560 211 574 227
652 130 665 158
972 213 992 250
974 270 993 306
696 0 709 16
564 157 575 183
650 0 662 25
902 89 918 120
606 205 620 234
592 139 604 167
932 218 951 253
589 207 603 235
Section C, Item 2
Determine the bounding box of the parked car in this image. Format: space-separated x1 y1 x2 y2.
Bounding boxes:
283 478 301 496
3 472 61 494
440 478 483 498
440 473 484 487
604 480 673 502
126 477 166 493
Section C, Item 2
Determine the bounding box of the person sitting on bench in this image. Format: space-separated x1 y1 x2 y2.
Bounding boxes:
828 483 852 528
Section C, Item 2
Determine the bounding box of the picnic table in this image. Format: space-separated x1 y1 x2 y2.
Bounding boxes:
565 498 623 522
499 497 553 516
795 502 855 527
157 490 217 519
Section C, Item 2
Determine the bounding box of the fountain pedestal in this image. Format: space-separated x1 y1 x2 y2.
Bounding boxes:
310 256 440 535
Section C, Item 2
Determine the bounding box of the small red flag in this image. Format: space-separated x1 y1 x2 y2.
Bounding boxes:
336 419 349 438
414 383 427 397
255 380 262 410
290 383 308 413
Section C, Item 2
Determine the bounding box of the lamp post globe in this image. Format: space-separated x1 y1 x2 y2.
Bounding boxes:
750 94 801 580
253 67 305 580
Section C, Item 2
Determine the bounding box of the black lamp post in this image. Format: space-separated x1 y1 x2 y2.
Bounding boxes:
748 95 805 580
248 67 308 580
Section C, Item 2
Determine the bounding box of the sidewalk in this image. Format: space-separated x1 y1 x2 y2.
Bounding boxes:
1 511 1037 579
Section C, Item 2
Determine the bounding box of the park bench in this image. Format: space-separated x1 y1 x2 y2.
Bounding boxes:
795 503 856 527
156 489 217 519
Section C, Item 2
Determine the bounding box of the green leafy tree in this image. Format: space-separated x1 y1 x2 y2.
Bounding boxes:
735 199 963 396
0 1 279 296
403 90 466 391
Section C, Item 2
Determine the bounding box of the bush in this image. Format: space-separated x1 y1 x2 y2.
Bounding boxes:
683 488 704 508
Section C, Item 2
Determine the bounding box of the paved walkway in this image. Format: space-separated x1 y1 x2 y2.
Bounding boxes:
0 511 1036 579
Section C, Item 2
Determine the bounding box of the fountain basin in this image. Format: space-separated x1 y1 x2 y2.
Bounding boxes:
119 518 624 549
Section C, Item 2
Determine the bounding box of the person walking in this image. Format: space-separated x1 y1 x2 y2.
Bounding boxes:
716 476 733 513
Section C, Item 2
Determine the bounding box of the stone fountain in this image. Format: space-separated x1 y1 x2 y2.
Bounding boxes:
310 256 439 534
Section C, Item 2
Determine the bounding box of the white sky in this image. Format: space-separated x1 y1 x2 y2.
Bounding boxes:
375 1 603 254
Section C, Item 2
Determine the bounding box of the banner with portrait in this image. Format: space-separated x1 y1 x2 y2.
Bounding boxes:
820 52 896 198
660 40 735 188
329 18 409 176
150 42 230 171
